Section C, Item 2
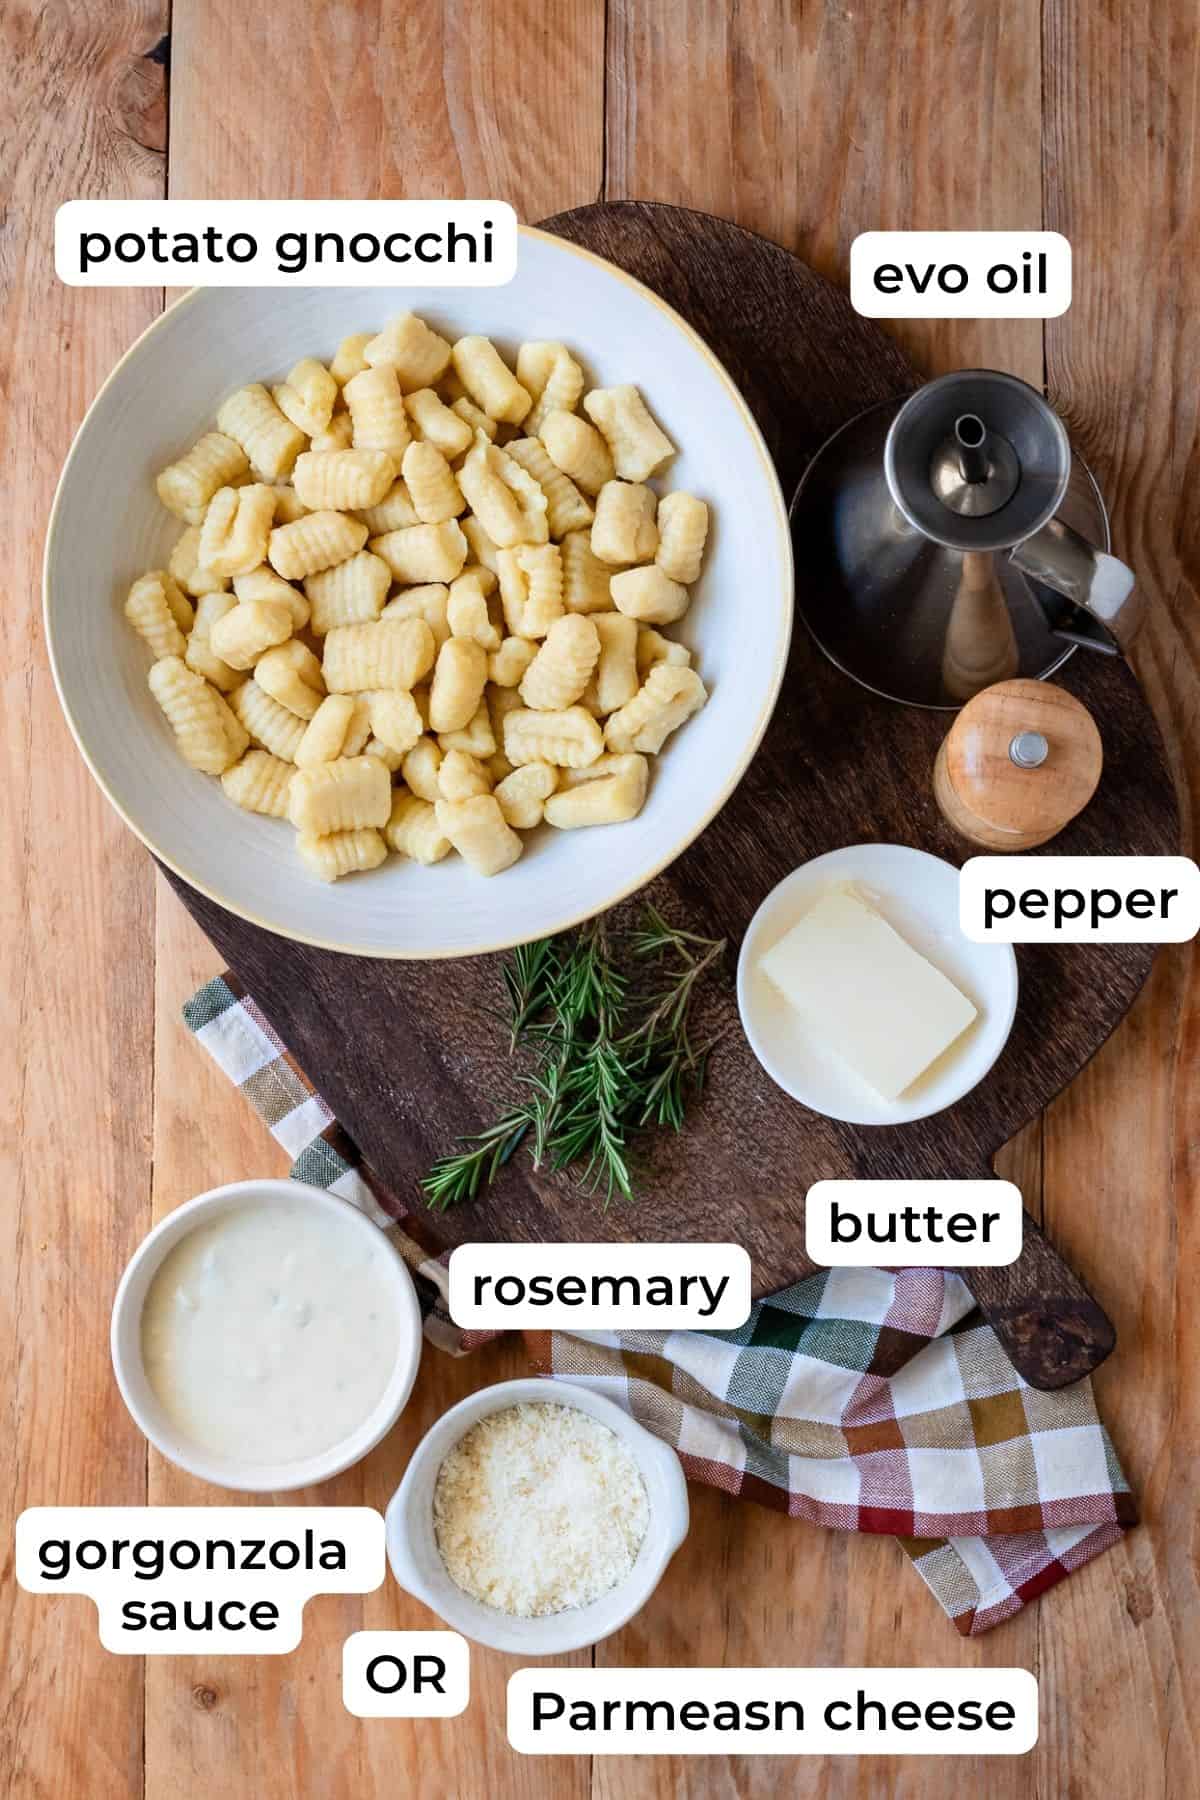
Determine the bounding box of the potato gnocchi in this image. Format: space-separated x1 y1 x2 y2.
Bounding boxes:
131 312 710 881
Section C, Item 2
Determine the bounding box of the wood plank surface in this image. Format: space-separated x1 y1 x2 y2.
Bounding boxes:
1036 3 1200 1795
1 5 167 1798
6 0 1198 1796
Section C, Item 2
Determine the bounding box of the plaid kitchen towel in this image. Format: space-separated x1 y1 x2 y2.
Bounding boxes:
184 973 1136 1636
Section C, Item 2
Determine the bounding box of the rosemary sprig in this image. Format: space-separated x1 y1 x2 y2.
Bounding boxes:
421 1107 533 1211
421 905 726 1210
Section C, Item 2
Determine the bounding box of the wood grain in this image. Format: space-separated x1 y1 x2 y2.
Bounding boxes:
1038 2 1200 1795
1 5 167 1798
167 205 1178 1391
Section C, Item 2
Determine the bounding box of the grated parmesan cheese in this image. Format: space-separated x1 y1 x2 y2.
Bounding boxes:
432 1402 650 1617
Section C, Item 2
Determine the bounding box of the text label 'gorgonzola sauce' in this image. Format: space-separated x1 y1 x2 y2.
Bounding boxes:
141 1202 401 1465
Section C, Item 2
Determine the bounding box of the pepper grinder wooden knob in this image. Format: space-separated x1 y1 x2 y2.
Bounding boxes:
933 678 1103 850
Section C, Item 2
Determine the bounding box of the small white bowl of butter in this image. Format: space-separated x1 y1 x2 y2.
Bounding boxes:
386 1377 690 1655
738 843 1018 1125
111 1179 423 1492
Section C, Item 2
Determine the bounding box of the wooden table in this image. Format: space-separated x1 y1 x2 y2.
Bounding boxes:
4 4 1197 1795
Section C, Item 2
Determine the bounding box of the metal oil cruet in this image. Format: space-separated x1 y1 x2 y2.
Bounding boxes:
791 369 1144 708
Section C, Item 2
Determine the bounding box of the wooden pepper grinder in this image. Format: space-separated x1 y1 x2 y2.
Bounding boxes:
933 678 1103 849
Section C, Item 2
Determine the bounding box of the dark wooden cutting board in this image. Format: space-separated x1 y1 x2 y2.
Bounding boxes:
167 203 1179 1390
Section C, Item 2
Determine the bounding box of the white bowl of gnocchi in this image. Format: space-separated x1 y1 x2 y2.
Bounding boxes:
45 230 793 957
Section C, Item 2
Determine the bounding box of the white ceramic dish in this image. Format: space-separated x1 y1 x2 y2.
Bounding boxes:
736 844 1018 1125
110 1179 422 1492
45 230 793 959
385 1376 689 1655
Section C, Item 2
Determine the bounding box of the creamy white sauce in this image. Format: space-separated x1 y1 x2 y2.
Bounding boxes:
141 1202 401 1464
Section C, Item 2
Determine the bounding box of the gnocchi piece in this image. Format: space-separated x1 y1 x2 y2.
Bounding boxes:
309 411 356 454
221 749 295 819
516 341 585 437
457 435 548 548
381 582 451 648
487 634 537 688
487 680 523 739
217 384 306 481
268 483 311 523
429 637 488 734
460 512 501 574
124 571 192 659
322 617 436 694
365 735 405 774
497 544 564 639
504 436 593 537
198 483 277 578
503 705 603 769
169 525 227 598
185 593 243 693
255 639 325 719
298 827 388 881
560 529 614 613
460 560 498 597
447 570 501 651
156 431 249 522
494 760 557 829
636 626 692 678
293 448 396 512
451 396 497 442
604 664 708 754
401 736 444 802
539 409 614 496
233 564 310 631
295 694 371 768
210 598 293 671
583 384 676 482
368 689 424 755
401 440 465 523
358 479 420 535
289 754 392 834
610 563 690 626
438 747 493 800
330 332 374 387
405 387 474 459
272 357 338 438
344 364 411 459
229 677 308 762
268 510 368 581
545 753 649 828
149 656 247 773
386 792 451 864
435 793 523 876
655 491 710 585
590 612 640 714
370 519 468 584
364 313 453 389
519 614 601 712
451 335 531 425
437 699 495 758
304 549 391 634
591 481 658 566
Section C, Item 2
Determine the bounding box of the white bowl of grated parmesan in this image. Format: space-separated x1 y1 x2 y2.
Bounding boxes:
385 1378 689 1653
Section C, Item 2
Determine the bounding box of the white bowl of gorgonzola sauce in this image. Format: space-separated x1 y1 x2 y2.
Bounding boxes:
111 1179 423 1492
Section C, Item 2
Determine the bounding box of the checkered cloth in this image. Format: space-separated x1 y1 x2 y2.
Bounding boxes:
185 973 1135 1635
